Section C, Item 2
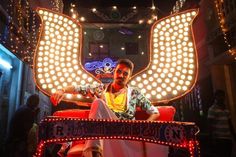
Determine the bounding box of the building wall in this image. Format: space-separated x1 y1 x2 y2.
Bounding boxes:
202 0 236 130
0 44 23 151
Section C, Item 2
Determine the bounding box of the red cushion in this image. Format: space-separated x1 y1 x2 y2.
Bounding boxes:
53 109 90 118
53 106 176 121
135 106 175 121
157 106 175 121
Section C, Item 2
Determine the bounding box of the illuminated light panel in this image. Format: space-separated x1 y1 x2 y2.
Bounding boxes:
34 8 101 103
129 9 199 103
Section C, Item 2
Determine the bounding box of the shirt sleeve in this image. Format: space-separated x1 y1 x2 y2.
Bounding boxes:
74 84 104 97
133 88 159 115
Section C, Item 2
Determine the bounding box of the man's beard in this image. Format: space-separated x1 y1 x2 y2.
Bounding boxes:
115 78 125 86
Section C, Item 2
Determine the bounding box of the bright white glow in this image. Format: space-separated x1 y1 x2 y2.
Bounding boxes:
92 8 97 12
0 58 12 69
138 83 143 88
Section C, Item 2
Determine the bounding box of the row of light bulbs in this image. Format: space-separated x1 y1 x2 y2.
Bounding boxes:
7 0 36 64
36 9 100 99
214 0 236 59
129 10 197 102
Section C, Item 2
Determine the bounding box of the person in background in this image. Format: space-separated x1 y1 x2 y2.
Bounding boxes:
6 94 40 157
207 89 236 157
27 122 39 156
51 59 160 157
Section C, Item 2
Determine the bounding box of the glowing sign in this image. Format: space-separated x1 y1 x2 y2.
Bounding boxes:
84 58 117 73
85 58 116 83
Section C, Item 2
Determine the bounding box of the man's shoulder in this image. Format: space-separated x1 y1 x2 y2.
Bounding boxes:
127 86 142 95
209 104 218 110
13 105 31 118
16 105 29 112
208 104 225 113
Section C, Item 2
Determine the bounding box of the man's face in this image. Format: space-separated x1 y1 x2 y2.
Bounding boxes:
215 94 225 105
113 63 132 86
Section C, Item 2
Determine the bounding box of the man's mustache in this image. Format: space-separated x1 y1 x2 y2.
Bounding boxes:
117 77 124 81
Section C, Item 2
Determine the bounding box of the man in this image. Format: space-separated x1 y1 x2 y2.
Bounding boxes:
207 90 236 157
6 94 40 157
51 59 160 157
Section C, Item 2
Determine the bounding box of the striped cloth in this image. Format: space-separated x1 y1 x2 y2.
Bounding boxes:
208 104 232 139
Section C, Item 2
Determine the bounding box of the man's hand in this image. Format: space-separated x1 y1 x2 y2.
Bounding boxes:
50 90 65 106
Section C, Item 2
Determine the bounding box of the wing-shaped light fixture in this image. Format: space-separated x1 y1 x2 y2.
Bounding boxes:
34 8 101 103
129 9 199 104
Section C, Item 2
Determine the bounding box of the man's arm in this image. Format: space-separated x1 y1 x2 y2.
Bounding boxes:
207 118 214 138
207 107 215 138
228 118 236 141
50 84 104 106
50 85 77 106
133 88 160 120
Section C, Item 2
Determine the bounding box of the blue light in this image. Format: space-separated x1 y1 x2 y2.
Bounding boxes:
0 58 12 69
0 44 14 69
0 44 16 58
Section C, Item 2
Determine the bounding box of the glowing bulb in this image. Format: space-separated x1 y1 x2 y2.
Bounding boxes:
131 81 136 85
39 79 46 84
136 77 141 81
141 89 146 93
152 82 157 87
157 87 162 92
156 94 162 99
144 80 149 85
151 90 156 95
177 85 181 90
161 91 167 96
182 86 187 91
146 94 151 99
166 87 171 92
138 83 143 88
173 90 177 95
170 82 175 87
161 83 167 88
42 84 47 89
185 81 191 86
66 94 72 99
81 80 85 84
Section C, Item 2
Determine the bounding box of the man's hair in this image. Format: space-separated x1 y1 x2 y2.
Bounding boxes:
26 94 39 108
214 89 225 98
116 59 134 74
